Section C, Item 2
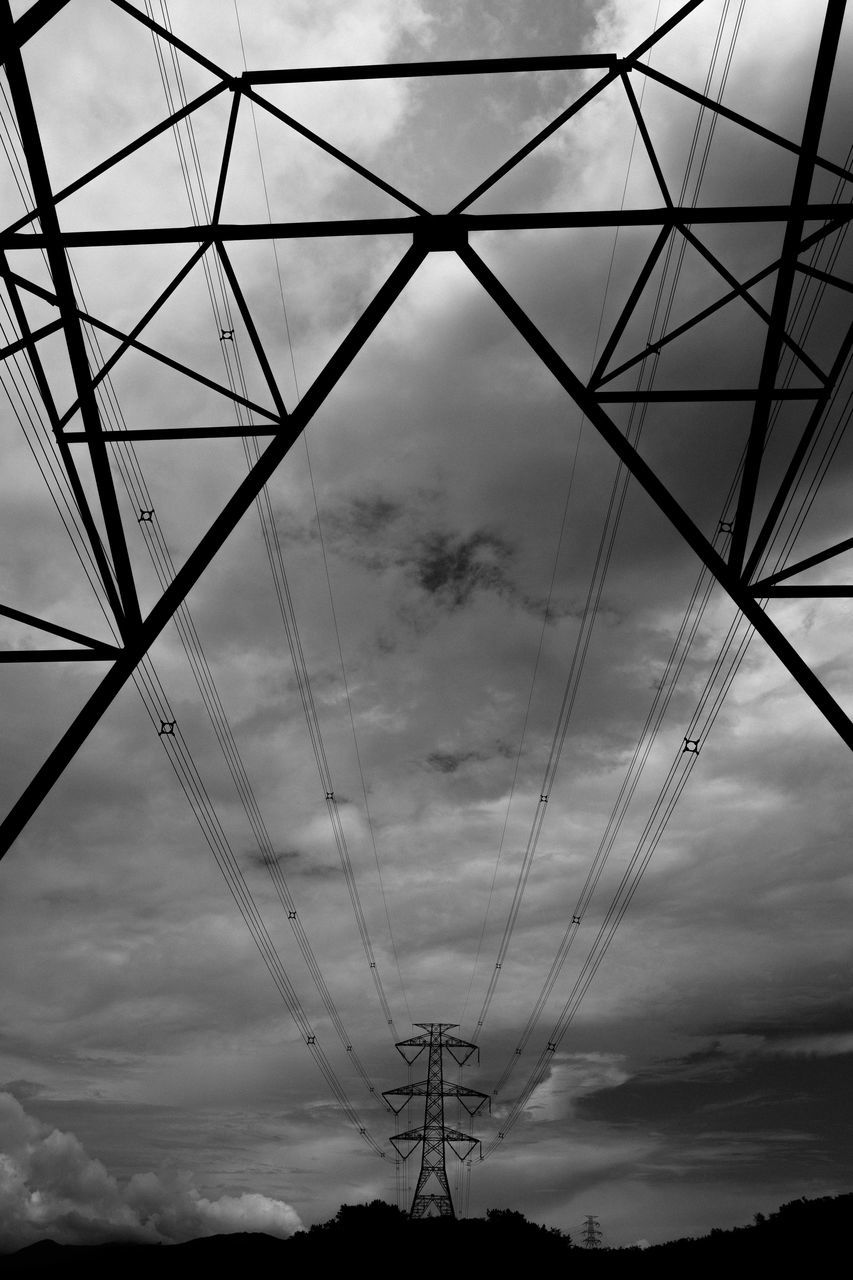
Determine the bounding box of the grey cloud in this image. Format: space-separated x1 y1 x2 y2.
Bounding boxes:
0 1092 303 1251
243 848 342 880
0 1079 45 1102
426 750 477 773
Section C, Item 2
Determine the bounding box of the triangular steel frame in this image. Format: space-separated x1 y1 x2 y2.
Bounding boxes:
1 0 852 861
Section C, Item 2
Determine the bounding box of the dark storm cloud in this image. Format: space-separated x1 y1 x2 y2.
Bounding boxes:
0 1079 45 1102
427 750 480 773
426 738 518 773
2 0 851 1250
320 488 557 616
243 847 341 880
412 529 513 608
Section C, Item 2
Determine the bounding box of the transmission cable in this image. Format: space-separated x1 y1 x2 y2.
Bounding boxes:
483 194 851 1155
147 0 410 1036
0 79 390 1148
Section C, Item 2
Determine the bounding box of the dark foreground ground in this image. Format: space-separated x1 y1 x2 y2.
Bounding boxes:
3 1190 850 1275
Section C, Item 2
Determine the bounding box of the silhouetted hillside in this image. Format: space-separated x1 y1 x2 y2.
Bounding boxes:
3 1190 851 1275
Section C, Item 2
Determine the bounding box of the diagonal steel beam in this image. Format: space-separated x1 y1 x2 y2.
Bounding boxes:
729 0 847 575
242 85 428 217
3 265 279 423
0 317 62 359
796 262 853 295
0 602 118 651
3 267 283 423
457 242 853 751
57 243 211 428
630 61 853 186
0 254 128 625
4 83 228 236
3 0 141 635
216 243 289 419
588 228 669 388
449 0 707 215
752 534 853 591
0 245 426 861
449 68 619 215
620 72 672 206
678 224 828 384
71 311 281 424
109 0 231 83
744 318 853 583
211 88 241 225
595 219 848 387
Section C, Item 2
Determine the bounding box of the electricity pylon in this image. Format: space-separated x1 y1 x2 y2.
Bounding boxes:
0 3 852 860
582 1215 603 1248
384 1023 489 1218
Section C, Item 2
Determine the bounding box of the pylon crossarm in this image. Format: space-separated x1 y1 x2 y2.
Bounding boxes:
394 1028 438 1060
444 1131 480 1161
383 1082 429 1113
441 1082 490 1115
390 1129 423 1160
442 1034 479 1066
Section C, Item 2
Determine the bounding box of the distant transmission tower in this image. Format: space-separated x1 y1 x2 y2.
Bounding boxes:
582 1215 603 1248
384 1023 489 1218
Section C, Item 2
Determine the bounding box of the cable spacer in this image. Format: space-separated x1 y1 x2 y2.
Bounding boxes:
547 1042 556 1052
219 328 234 341
572 914 581 925
306 1035 316 1045
719 520 734 534
540 793 548 803
158 720 176 735
325 790 334 801
683 737 700 754
137 509 154 523
287 910 296 919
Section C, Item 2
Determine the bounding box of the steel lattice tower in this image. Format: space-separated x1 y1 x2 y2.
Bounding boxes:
582 1215 603 1248
0 2 851 859
384 1023 489 1218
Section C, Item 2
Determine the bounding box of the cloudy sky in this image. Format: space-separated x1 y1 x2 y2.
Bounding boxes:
1 0 852 1251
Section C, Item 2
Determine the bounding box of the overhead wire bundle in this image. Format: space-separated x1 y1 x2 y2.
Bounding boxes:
0 23 396 1152
142 0 410 1041
479 95 852 1161
462 0 746 1047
